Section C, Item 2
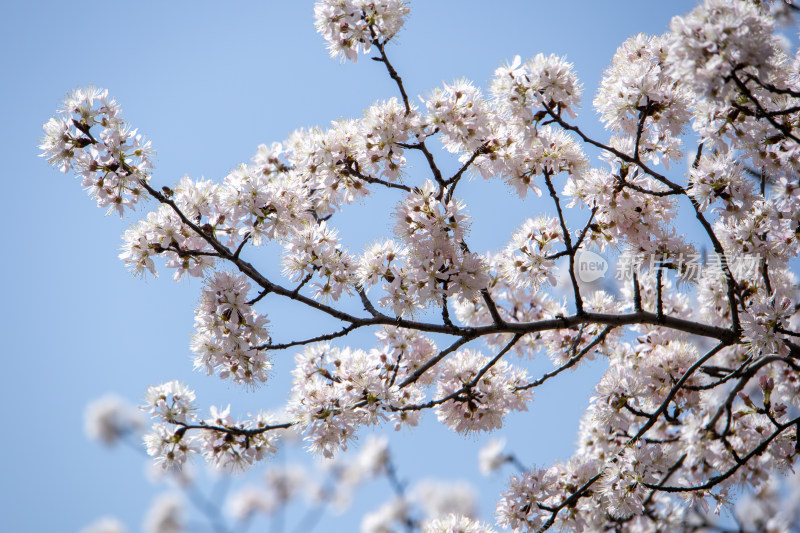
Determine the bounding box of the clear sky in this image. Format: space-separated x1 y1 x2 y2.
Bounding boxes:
1 1 708 532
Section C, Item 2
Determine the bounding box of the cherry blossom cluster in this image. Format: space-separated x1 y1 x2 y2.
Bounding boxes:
497 217 562 289
491 54 583 123
191 271 271 385
287 337 426 458
361 98 421 180
39 86 153 215
282 221 357 301
426 80 493 154
666 0 777 102
594 34 690 167
314 0 410 62
141 381 280 472
672 1 800 181
688 151 753 212
222 147 313 245
435 348 531 434
490 329 800 530
385 181 489 311
564 159 689 256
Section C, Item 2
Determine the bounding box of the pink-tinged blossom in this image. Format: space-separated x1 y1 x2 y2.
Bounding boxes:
596 34 687 135
143 381 196 424
288 344 424 458
474 125 587 196
119 203 215 280
221 159 313 246
144 422 200 472
435 349 531 433
594 34 692 166
478 438 508 476
196 406 279 471
496 468 547 531
314 0 409 62
143 493 183 533
666 0 777 101
84 394 144 446
390 181 487 310
357 240 408 289
360 98 423 180
498 216 561 289
191 272 271 386
741 295 793 356
413 480 478 520
422 514 496 533
597 444 661 518
282 221 356 302
375 326 439 386
80 517 126 533
688 151 756 214
40 87 152 216
425 80 493 154
563 157 687 254
361 498 410 533
286 121 373 215
590 361 646 431
491 53 583 123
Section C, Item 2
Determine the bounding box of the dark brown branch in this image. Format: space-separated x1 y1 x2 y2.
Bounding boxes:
480 288 506 326
174 420 294 438
398 335 476 388
545 208 597 260
535 473 604 533
515 327 613 391
345 165 412 192
615 173 680 197
395 140 446 190
633 271 643 313
256 324 360 351
443 142 489 204
688 144 742 335
532 342 730 530
685 354 755 391
627 342 728 445
633 100 650 158
646 415 800 493
744 72 800 98
357 286 384 319
373 42 411 115
544 171 584 315
397 334 521 411
233 232 251 259
162 244 222 259
539 101 684 193
441 293 454 327
730 71 800 145
656 263 664 322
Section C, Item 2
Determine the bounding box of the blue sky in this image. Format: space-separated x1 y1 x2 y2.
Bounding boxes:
0 1 705 531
